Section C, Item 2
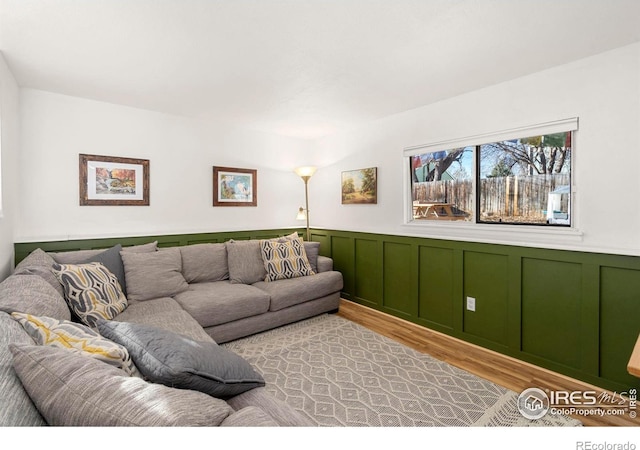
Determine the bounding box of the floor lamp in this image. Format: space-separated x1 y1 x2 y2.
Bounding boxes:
294 166 317 241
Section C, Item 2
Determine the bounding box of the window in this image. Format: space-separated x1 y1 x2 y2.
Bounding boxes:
406 118 577 227
410 147 474 222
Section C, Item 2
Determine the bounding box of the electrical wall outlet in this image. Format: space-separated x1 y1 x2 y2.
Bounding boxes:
466 296 476 312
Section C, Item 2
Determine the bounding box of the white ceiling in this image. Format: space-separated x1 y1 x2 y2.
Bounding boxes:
1 0 640 140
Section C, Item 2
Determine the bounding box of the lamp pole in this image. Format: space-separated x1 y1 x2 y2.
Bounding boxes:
302 175 311 241
294 166 317 241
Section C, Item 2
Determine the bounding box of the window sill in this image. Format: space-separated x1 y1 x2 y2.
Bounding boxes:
402 220 584 249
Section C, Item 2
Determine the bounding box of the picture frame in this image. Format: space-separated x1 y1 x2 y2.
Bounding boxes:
79 154 150 206
213 166 257 207
341 167 377 204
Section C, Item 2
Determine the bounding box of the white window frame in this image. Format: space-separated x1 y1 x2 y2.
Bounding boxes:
402 118 582 246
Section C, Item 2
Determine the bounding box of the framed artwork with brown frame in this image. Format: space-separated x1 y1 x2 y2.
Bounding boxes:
79 154 150 206
213 166 257 207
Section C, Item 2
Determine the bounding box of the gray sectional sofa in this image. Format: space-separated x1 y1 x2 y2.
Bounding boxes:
0 235 343 426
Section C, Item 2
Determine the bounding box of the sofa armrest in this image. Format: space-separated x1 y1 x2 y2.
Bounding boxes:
317 255 333 272
220 406 280 427
226 387 314 426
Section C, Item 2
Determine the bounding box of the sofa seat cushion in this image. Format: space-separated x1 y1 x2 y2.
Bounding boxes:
253 271 344 312
173 281 270 328
0 274 71 322
0 312 46 426
113 296 183 317
114 298 213 343
10 344 233 426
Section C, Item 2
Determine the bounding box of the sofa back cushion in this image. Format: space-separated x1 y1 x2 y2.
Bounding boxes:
10 344 234 426
226 240 267 284
0 312 46 426
0 274 70 322
180 243 229 283
13 248 65 298
120 247 189 302
49 240 158 264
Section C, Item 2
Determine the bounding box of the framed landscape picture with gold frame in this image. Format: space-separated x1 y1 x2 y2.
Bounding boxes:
341 167 377 204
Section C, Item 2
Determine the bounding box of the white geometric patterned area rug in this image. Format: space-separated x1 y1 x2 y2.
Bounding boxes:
223 314 582 427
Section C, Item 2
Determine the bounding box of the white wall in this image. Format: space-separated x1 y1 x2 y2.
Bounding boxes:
15 43 640 257
311 43 640 256
0 53 20 278
17 89 313 241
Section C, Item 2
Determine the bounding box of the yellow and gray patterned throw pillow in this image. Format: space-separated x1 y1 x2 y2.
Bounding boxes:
11 312 137 376
260 237 315 282
52 262 128 327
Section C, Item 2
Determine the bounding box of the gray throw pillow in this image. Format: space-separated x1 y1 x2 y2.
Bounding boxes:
303 242 320 273
9 344 233 426
97 320 265 399
79 244 127 295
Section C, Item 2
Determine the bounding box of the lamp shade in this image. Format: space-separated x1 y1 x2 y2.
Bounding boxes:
294 166 317 178
296 207 307 220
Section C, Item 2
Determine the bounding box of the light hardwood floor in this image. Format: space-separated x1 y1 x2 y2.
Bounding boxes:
336 299 639 427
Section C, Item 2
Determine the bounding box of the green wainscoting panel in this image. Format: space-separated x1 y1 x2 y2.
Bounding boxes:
462 251 509 347
354 238 381 307
310 232 331 257
382 241 414 319
600 266 640 388
418 245 454 330
521 258 582 369
330 235 355 300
